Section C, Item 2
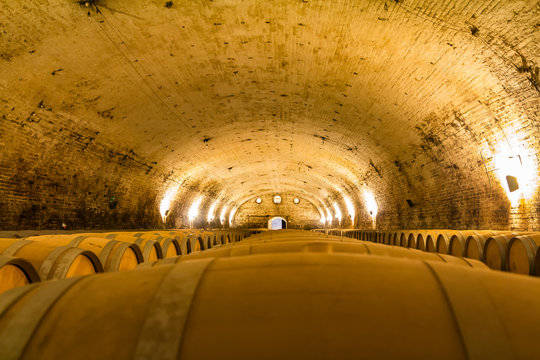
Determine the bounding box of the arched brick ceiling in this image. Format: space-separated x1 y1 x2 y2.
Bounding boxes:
0 0 538 229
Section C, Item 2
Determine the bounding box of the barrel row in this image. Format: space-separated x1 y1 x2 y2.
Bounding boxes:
330 229 540 276
138 229 487 270
0 229 257 294
2 231 540 359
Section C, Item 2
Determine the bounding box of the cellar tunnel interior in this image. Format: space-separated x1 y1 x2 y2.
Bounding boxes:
0 0 538 232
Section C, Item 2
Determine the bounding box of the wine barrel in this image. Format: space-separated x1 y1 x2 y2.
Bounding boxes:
0 255 40 294
396 231 405 247
484 234 521 271
0 239 102 281
406 231 418 248
464 231 513 262
436 231 454 254
201 233 214 249
425 231 442 253
2 252 539 360
81 232 179 259
415 231 427 251
141 240 487 270
388 231 398 245
26 235 143 272
215 231 232 244
181 235 205 253
104 234 163 262
449 231 483 257
506 234 540 275
246 231 355 244
214 233 225 245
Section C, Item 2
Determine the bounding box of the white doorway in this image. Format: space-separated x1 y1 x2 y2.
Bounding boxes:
268 217 287 230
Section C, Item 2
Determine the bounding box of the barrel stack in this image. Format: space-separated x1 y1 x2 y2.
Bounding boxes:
1 229 540 359
340 228 540 277
0 229 254 295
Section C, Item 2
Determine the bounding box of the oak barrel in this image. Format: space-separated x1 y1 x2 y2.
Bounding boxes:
0 255 40 294
1 253 538 360
0 239 102 281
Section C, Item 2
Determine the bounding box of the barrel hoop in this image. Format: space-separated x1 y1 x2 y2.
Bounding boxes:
161 257 182 265
459 258 475 268
133 238 143 246
0 276 84 360
0 256 40 283
133 233 144 237
170 238 182 256
133 258 216 360
98 239 120 267
102 241 125 271
2 240 33 257
423 261 513 360
433 253 447 263
68 235 89 247
361 243 372 254
48 248 101 279
161 237 172 255
141 242 152 260
105 234 116 240
37 246 71 280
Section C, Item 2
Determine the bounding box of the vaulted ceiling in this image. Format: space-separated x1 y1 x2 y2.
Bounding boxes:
0 0 538 229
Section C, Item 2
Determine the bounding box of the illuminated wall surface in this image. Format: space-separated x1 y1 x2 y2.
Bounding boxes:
0 0 538 231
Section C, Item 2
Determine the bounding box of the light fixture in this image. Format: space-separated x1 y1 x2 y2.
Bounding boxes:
364 190 378 217
207 200 219 222
344 196 355 220
229 207 238 226
188 196 203 222
255 197 262 204
273 195 282 204
492 135 537 205
159 184 179 222
506 175 519 192
219 206 228 225
293 198 300 204
333 202 342 223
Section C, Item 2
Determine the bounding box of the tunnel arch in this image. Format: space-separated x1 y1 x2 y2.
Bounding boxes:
268 217 287 230
0 0 538 231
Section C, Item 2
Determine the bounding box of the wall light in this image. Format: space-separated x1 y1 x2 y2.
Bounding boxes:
255 197 262 204
333 202 342 223
293 198 300 204
220 206 228 225
159 184 179 222
207 200 218 223
344 196 355 221
493 139 537 205
188 196 203 223
364 190 378 217
229 207 238 227
325 207 333 223
316 207 326 224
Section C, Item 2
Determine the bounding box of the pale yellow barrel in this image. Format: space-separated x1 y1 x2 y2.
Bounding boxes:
141 240 487 270
0 255 40 295
26 235 142 272
0 239 102 281
425 231 444 253
484 234 520 271
2 253 540 360
506 234 540 275
103 234 162 262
